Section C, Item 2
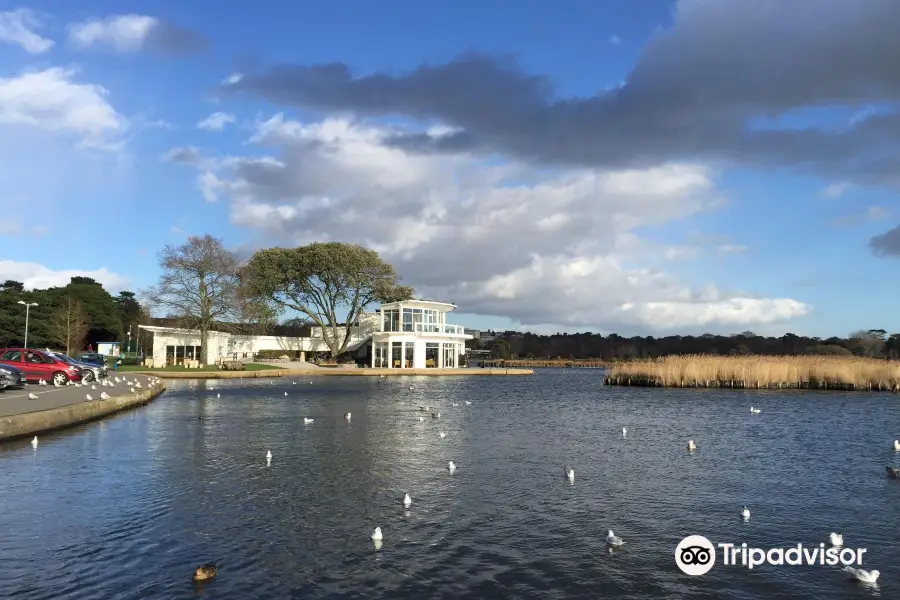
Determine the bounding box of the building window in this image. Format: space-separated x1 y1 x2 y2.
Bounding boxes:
404 343 414 367
392 343 403 368
425 342 439 367
402 308 414 332
443 343 455 369
382 309 400 332
374 342 388 368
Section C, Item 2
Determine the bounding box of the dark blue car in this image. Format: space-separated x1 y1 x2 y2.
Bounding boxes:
0 363 27 388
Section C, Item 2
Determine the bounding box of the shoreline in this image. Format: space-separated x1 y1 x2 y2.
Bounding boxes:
0 382 167 443
126 367 534 378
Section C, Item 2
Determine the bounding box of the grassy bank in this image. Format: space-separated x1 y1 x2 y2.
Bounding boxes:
605 354 900 391
116 363 284 373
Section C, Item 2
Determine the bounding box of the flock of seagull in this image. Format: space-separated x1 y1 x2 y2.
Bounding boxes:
27 375 163 451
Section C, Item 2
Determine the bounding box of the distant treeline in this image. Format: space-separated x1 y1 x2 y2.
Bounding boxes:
474 329 900 361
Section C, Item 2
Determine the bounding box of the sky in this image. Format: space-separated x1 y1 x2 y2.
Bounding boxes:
1 0 899 338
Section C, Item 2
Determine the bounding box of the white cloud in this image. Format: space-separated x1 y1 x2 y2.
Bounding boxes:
222 73 243 85
822 182 850 198
0 260 130 292
608 35 622 45
0 9 54 54
168 114 810 332
197 112 235 131
0 67 127 143
67 14 157 52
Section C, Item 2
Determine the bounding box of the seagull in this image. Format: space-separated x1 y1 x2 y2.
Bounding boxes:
687 440 697 451
418 416 425 422
85 394 93 401
408 386 414 390
622 427 627 437
439 431 447 439
606 530 625 546
829 532 843 547
284 392 288 396
741 506 750 519
448 461 456 473
28 393 38 400
894 439 900 451
292 381 296 385
130 388 135 393
216 393 221 398
303 417 314 425
38 379 46 386
266 450 272 461
371 527 383 541
886 466 900 478
843 566 880 584
566 468 575 481
100 392 110 400
31 436 38 448
750 406 761 414
91 385 97 390
403 493 412 507
465 401 472 405
345 412 352 421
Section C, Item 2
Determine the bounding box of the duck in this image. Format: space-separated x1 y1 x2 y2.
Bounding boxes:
741 506 750 519
606 530 625 546
687 440 697 451
829 532 843 546
371 527 383 541
192 563 217 582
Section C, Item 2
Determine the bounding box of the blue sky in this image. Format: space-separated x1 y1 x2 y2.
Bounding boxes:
1 0 899 338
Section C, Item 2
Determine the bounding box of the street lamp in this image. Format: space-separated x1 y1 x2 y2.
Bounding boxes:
17 300 38 349
127 325 132 353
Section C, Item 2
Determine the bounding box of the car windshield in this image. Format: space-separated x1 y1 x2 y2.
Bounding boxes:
52 354 78 366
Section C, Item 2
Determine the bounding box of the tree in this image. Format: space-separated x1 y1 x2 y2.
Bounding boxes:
241 242 414 358
51 296 89 355
848 329 886 357
141 235 242 365
491 339 511 359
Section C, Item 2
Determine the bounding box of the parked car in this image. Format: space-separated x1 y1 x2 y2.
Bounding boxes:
77 353 108 367
0 363 27 388
0 372 8 390
47 352 108 383
0 348 83 385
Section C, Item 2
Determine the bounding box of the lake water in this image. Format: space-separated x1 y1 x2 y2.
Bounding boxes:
1 369 898 599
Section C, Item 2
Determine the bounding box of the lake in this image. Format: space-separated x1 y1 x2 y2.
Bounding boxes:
1 369 898 599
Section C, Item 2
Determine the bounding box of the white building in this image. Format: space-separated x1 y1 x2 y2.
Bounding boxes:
139 299 473 369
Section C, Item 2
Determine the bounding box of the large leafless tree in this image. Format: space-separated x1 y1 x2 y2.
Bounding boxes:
51 296 89 355
141 235 242 365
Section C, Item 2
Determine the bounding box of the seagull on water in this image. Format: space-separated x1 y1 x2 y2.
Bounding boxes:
28 393 38 400
418 416 425 422
465 401 472 405
403 493 412 507
843 566 879 584
371 527 383 541
894 439 900 451
606 530 625 546
345 412 352 421
622 427 627 437
566 467 575 481
284 392 288 396
741 506 750 519
439 431 446 439
448 461 456 473
829 532 843 547
750 406 761 414
31 436 38 448
304 417 314 425
687 440 697 451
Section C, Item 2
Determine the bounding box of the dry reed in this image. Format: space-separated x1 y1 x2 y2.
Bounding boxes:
605 354 900 391
483 359 608 368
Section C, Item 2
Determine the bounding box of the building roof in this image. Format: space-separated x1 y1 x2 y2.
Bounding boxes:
379 299 457 311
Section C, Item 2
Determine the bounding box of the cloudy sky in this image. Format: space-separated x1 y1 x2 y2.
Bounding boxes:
1 0 899 337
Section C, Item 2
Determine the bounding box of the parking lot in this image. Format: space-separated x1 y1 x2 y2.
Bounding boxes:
0 375 159 418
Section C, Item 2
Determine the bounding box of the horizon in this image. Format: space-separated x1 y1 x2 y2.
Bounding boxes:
2 1 899 340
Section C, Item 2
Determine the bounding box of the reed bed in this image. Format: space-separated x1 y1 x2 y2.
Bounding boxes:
482 359 608 369
605 354 900 391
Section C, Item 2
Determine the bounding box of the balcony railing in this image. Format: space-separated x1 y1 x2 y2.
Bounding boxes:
383 323 466 334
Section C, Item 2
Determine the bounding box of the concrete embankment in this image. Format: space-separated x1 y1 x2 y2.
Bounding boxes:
129 367 533 378
0 381 167 443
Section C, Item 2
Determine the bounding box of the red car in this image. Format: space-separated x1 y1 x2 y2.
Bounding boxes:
0 348 83 385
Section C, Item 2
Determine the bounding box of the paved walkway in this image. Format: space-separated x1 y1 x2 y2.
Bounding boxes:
0 376 158 418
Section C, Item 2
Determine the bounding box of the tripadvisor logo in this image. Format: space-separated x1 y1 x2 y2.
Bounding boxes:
675 535 868 575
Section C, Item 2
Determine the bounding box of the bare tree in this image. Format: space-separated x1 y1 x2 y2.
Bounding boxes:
848 329 886 358
141 235 242 365
51 296 89 355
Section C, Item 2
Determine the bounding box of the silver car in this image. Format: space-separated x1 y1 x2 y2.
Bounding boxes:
48 352 108 383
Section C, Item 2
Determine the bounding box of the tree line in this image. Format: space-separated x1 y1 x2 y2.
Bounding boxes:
0 278 145 354
478 329 900 361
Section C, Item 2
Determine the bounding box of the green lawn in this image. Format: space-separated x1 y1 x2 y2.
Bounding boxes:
115 363 285 373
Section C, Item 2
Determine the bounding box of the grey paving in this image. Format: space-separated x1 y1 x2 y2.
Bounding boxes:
0 375 159 418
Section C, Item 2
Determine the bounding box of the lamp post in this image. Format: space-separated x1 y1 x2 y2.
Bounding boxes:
127 326 132 354
17 300 38 349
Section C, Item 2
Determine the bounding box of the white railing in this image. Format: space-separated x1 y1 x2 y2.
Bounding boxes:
381 323 466 334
